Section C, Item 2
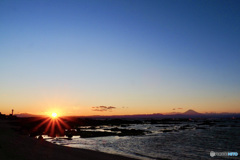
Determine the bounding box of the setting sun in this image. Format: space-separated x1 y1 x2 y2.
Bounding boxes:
51 112 57 118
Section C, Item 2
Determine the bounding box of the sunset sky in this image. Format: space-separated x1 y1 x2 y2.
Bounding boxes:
0 0 240 116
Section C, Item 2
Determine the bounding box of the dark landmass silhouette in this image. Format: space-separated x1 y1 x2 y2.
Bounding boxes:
15 113 43 117
13 109 240 119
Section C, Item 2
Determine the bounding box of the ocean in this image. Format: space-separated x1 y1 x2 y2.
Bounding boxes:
42 119 240 160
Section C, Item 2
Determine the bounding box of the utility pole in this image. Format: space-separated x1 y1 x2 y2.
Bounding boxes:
12 109 14 115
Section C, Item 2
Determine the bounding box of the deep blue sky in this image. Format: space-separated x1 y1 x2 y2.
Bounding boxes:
0 0 240 115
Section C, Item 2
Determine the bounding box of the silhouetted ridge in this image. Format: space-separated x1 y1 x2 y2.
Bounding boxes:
183 109 201 115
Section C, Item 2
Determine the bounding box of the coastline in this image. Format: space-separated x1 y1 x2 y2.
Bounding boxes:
0 120 138 160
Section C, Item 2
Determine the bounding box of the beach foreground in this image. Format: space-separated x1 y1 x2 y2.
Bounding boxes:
0 120 138 160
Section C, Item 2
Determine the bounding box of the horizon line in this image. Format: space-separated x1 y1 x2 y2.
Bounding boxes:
9 111 240 118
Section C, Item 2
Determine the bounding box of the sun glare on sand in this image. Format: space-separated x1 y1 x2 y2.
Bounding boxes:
51 112 57 118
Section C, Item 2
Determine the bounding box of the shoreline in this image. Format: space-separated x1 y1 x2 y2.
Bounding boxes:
0 120 138 160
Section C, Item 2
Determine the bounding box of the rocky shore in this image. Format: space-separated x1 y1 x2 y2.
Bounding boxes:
0 120 138 160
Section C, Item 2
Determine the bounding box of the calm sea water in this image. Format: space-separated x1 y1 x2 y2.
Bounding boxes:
43 119 240 160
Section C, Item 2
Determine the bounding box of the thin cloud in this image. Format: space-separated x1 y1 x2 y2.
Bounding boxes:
173 108 183 110
92 106 117 112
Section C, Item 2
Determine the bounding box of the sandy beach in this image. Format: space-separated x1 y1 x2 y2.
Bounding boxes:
0 120 138 160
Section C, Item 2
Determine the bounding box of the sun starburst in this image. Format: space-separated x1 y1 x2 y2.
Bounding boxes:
51 112 57 118
31 113 71 137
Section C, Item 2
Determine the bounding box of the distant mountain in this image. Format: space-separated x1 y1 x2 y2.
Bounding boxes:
183 109 201 115
165 112 182 115
14 110 240 119
15 113 43 117
85 113 165 119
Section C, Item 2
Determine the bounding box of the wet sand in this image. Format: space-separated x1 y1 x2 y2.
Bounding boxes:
0 120 138 160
